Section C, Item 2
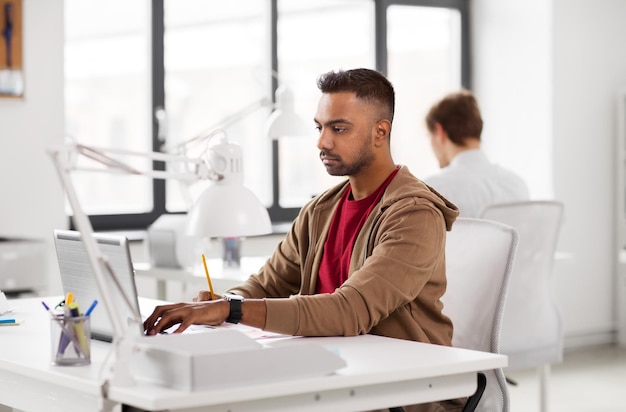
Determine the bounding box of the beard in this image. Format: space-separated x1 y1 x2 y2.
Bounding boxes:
320 136 375 177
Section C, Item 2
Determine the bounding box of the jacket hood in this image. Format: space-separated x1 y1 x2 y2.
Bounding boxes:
381 166 459 231
316 166 459 231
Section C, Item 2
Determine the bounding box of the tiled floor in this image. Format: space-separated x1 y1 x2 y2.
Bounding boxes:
507 343 626 411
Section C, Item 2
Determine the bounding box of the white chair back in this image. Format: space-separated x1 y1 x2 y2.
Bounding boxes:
442 218 518 412
480 201 564 369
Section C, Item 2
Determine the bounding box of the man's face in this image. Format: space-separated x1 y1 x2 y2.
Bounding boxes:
314 92 377 177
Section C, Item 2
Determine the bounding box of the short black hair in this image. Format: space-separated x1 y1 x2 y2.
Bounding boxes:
317 68 395 123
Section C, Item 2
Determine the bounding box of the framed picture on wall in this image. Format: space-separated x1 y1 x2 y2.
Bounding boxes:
0 0 23 98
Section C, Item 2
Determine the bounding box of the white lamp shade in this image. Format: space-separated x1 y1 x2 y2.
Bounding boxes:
264 109 310 139
185 183 272 238
264 86 310 139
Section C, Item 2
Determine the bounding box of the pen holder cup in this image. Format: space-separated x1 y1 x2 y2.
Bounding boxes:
50 315 91 366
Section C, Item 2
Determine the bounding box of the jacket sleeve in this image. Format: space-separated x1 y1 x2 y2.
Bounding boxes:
226 200 314 299
263 199 447 336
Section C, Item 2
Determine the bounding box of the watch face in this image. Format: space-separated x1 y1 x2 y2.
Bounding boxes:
226 294 244 302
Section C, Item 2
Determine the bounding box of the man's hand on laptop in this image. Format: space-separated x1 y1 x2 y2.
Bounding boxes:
143 301 230 336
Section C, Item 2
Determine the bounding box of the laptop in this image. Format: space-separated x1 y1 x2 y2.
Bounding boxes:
53 229 143 342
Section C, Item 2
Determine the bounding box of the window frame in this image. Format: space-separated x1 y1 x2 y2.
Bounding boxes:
81 0 470 231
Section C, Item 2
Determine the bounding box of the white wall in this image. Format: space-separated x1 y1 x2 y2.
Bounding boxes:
473 0 626 347
472 0 554 198
552 0 626 345
0 0 66 294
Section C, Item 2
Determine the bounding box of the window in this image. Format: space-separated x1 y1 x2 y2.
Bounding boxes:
64 0 152 222
162 0 271 212
275 1 375 209
64 0 469 230
386 4 465 178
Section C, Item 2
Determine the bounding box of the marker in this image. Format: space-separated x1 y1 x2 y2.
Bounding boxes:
0 318 16 324
68 302 90 357
84 300 98 316
68 301 81 317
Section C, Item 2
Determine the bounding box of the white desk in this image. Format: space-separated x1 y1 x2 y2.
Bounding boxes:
134 257 267 300
0 297 507 412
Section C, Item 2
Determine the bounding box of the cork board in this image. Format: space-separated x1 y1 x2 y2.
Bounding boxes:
0 0 23 97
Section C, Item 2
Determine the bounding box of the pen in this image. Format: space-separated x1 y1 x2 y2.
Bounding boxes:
42 301 74 356
41 301 58 317
201 253 215 300
0 318 16 324
84 300 98 316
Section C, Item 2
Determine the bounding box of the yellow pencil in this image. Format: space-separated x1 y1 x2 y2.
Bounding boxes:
66 292 74 306
201 254 215 300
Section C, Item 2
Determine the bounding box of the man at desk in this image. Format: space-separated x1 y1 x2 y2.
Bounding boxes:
144 68 463 412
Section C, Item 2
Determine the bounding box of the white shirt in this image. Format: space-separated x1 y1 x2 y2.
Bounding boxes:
423 149 529 218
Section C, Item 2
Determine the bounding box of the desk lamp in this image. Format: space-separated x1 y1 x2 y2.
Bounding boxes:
163 85 307 153
48 135 271 388
49 84 308 390
263 86 309 139
155 86 308 268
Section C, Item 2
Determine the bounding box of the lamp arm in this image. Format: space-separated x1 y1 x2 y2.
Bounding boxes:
72 142 222 182
215 97 272 130
77 143 203 163
161 97 272 153
48 147 131 340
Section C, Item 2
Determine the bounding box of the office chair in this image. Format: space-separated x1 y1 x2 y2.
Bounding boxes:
441 218 518 412
463 372 487 412
480 201 564 412
388 372 486 412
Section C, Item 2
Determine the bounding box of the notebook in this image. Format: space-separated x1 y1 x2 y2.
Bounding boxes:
53 229 143 342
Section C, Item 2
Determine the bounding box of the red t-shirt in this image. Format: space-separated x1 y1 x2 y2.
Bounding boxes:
316 167 400 294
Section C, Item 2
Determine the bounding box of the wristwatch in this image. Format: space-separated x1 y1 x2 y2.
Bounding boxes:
223 293 244 324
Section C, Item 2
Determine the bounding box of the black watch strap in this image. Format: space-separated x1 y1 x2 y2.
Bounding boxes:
224 294 243 324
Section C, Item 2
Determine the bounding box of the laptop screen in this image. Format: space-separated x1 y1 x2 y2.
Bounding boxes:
53 229 143 342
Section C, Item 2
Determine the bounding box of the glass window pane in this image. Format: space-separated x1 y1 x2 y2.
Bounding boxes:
163 0 271 212
64 0 152 215
386 5 462 180
276 0 375 207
